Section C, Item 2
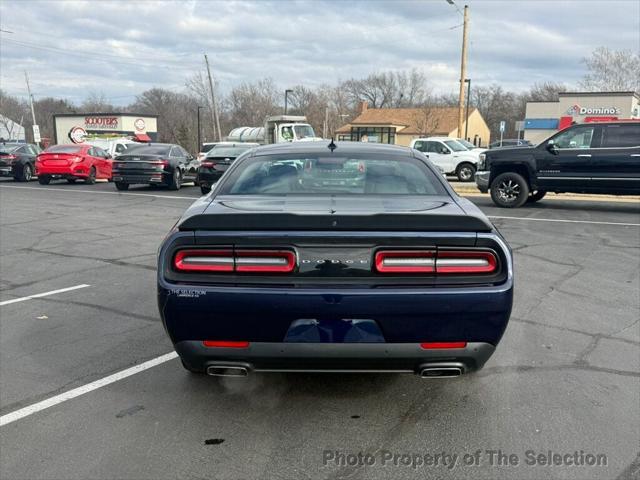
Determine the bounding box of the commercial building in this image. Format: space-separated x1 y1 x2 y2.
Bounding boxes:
0 115 26 142
53 113 158 145
335 102 491 147
524 91 639 144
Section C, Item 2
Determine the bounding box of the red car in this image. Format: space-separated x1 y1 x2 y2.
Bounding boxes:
36 144 113 184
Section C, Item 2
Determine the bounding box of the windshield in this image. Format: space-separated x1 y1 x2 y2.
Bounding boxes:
444 140 468 152
45 145 83 154
219 154 447 196
206 145 254 158
457 139 475 149
294 125 315 139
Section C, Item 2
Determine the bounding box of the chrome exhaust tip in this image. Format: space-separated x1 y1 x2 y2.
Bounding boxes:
206 365 249 377
418 363 465 378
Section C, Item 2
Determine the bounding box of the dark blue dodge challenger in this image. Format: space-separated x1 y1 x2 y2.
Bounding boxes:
158 141 513 378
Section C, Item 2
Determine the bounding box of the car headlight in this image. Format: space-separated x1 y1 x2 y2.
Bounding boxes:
478 153 486 170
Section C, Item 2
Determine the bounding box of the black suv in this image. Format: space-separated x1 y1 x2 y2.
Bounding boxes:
475 121 640 207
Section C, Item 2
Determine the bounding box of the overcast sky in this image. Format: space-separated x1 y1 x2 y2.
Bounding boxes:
1 0 638 105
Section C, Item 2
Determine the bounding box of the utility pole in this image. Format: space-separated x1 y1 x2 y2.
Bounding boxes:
204 54 222 141
197 106 204 154
457 4 469 138
464 78 471 140
323 106 329 139
24 71 36 125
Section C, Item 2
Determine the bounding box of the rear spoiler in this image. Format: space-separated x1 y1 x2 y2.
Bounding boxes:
178 213 493 232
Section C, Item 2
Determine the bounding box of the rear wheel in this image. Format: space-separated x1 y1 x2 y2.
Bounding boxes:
456 162 476 182
490 172 530 208
85 167 96 185
16 163 34 182
168 168 182 190
527 190 547 203
115 181 129 191
200 184 211 195
38 175 51 185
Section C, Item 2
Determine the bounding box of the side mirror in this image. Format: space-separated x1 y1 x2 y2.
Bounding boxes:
545 142 558 155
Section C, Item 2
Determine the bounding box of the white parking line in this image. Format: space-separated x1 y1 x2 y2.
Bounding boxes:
0 352 178 427
0 284 91 306
0 184 195 200
489 215 640 227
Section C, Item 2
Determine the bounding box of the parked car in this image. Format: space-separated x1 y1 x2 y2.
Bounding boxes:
158 141 513 377
198 142 260 194
111 143 198 191
36 144 112 185
476 121 640 208
84 137 135 158
455 138 485 152
410 137 479 182
488 139 532 149
198 142 219 161
0 142 40 181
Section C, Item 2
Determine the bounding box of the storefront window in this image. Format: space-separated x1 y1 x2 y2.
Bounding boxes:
350 127 396 144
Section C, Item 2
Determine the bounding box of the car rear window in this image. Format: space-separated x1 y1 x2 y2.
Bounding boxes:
201 144 217 153
45 145 83 153
0 145 20 154
123 146 171 155
219 154 448 196
206 146 254 158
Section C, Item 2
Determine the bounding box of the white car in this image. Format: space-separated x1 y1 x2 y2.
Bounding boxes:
84 138 135 158
410 137 480 182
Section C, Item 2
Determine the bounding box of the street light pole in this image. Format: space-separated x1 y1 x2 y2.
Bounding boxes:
197 106 203 154
464 78 471 140
284 89 293 115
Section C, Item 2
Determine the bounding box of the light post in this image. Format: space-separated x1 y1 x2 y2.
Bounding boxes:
284 89 293 115
197 106 204 154
464 79 471 140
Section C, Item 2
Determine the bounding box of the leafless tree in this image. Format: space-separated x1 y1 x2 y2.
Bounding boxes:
225 78 280 127
579 47 640 92
80 92 116 113
412 97 441 136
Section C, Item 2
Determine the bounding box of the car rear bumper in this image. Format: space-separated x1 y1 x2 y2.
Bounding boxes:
36 166 89 177
175 340 496 375
475 170 490 193
197 169 223 185
0 165 16 176
112 172 166 184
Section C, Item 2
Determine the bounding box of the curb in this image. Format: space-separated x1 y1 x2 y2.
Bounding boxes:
450 184 640 203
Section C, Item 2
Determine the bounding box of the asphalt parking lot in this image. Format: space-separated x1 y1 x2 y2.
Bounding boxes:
0 179 638 480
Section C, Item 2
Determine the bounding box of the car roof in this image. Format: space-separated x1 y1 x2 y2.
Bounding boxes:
250 141 414 156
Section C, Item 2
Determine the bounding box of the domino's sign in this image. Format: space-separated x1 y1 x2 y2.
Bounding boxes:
566 104 621 116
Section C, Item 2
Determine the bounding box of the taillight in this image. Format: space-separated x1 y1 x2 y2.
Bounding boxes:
203 340 249 348
375 249 497 275
1 154 17 162
375 250 435 273
435 251 497 274
235 250 296 272
174 249 234 272
174 249 296 273
421 342 467 349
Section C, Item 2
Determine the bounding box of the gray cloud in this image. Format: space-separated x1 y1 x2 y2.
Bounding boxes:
1 0 638 104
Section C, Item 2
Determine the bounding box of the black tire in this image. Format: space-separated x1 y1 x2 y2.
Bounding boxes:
38 175 51 185
115 181 129 191
490 172 530 208
16 163 34 182
456 162 476 182
168 168 182 191
85 167 96 185
527 190 547 203
200 184 211 195
66 178 77 184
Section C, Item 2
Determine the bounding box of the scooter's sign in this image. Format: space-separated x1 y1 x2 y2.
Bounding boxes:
69 126 87 144
84 116 119 129
566 104 621 116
